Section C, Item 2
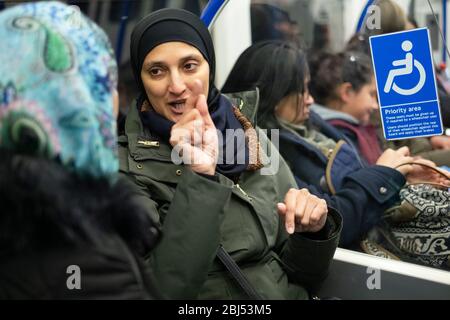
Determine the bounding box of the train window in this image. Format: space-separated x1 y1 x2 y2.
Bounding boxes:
247 0 366 52
210 0 372 87
211 0 450 95
406 0 442 58
244 0 446 56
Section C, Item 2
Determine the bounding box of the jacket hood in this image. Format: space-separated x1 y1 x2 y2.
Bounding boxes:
311 103 360 125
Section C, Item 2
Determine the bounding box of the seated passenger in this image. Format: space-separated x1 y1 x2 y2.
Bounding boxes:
119 8 342 299
309 51 450 167
0 2 160 299
347 0 450 162
309 50 449 180
251 3 300 46
222 40 415 247
309 51 382 165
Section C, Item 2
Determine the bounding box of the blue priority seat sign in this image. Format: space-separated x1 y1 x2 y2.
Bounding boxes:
370 28 443 140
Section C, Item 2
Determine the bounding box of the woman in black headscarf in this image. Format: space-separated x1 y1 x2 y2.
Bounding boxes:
120 8 342 300
130 8 250 177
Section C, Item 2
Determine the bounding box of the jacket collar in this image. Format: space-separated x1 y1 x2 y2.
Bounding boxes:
278 111 347 164
309 111 345 142
123 104 173 162
311 103 360 124
223 88 260 127
279 128 329 164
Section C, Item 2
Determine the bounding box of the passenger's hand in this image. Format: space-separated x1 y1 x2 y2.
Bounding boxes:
376 147 414 176
169 80 218 176
406 158 450 186
277 188 328 234
430 135 450 150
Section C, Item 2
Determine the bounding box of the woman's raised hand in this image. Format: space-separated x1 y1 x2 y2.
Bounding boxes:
169 80 218 176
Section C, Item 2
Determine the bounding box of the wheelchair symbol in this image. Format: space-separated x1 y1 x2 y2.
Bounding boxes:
384 40 426 95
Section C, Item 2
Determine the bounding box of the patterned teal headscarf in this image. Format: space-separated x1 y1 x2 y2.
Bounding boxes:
0 1 118 178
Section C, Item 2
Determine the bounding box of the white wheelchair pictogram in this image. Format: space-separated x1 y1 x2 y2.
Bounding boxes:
383 40 426 95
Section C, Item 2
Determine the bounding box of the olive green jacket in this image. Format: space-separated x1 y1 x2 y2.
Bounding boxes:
118 91 342 300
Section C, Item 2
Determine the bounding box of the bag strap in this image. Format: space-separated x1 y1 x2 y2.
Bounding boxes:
216 245 263 300
325 139 347 195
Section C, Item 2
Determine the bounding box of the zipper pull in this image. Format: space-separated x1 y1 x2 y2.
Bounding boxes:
137 140 160 147
236 184 252 201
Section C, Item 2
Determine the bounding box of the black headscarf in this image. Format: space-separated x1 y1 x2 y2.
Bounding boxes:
130 8 249 178
130 8 220 107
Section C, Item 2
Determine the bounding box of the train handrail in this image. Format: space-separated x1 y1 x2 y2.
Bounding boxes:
356 0 376 33
201 0 229 29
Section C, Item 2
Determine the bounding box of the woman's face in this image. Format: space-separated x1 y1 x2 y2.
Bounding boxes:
140 41 210 122
276 80 314 124
341 76 378 125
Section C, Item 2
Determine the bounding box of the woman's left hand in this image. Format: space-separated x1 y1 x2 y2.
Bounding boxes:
277 188 328 234
406 158 450 186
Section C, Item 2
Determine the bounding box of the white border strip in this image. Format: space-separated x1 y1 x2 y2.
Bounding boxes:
334 248 450 285
382 99 438 108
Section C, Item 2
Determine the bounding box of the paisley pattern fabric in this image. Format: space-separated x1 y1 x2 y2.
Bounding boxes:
0 1 118 178
363 184 450 270
391 185 450 268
